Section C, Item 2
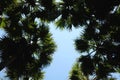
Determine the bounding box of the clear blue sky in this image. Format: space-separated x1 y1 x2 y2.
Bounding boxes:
44 23 81 80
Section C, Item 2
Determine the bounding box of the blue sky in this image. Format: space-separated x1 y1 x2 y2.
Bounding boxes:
44 23 81 80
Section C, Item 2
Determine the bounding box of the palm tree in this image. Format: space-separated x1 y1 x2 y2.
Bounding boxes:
0 0 57 79
0 24 56 79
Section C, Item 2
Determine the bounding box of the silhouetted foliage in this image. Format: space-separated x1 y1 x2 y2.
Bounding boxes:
55 0 120 79
68 62 117 80
0 0 56 79
1 0 120 80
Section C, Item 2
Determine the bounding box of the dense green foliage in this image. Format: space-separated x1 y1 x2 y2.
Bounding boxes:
69 62 117 80
0 0 120 80
56 0 120 79
59 0 120 79
0 0 56 79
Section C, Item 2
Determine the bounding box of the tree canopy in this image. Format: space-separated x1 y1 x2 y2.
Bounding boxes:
0 0 56 79
56 0 120 79
0 0 120 80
